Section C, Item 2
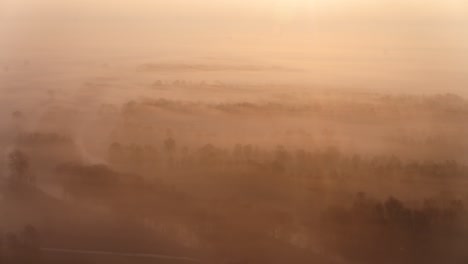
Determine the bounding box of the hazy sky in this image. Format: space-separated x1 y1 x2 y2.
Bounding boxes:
1 0 468 93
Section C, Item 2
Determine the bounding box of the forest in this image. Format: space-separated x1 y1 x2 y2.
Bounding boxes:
0 87 467 264
2 0 468 262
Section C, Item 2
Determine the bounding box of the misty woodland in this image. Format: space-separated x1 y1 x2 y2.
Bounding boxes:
2 0 468 263
1 88 468 264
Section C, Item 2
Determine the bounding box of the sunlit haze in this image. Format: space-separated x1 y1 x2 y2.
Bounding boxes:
1 1 468 264
2 0 468 93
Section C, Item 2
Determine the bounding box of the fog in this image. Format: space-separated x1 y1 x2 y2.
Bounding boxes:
2 0 468 94
1 0 468 264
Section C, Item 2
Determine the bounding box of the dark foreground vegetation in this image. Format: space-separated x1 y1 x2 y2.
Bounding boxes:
0 225 41 264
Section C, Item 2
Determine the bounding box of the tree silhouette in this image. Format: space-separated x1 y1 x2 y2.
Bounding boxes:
8 150 33 187
164 137 176 154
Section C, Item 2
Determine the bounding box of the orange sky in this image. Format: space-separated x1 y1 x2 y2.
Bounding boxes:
1 0 468 93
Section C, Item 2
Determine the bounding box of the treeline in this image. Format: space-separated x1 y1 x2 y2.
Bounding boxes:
56 149 468 263
319 193 466 264
55 163 185 213
100 140 468 263
16 133 72 146
107 140 467 181
8 130 468 263
118 93 468 119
